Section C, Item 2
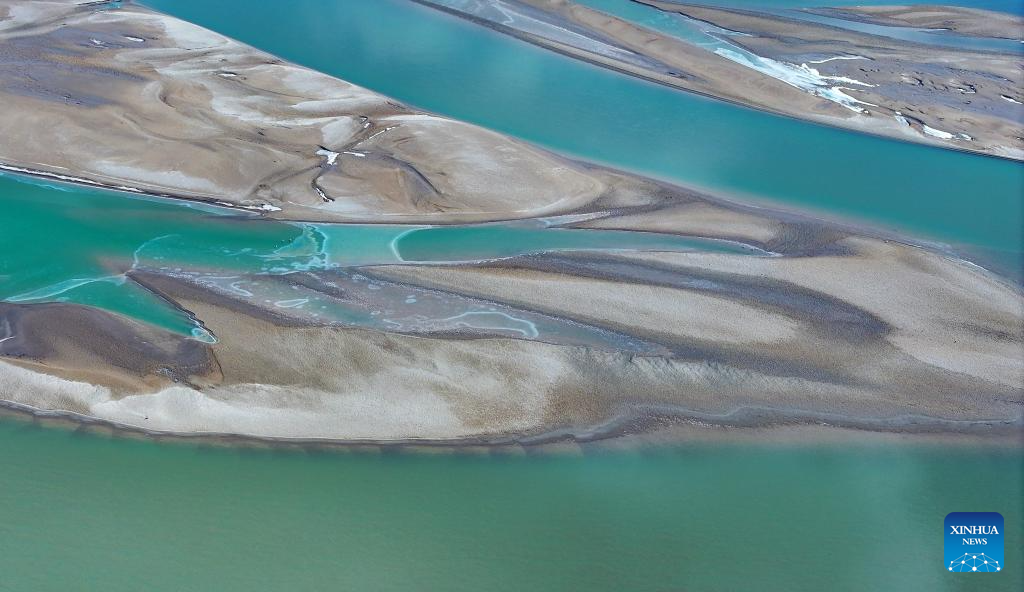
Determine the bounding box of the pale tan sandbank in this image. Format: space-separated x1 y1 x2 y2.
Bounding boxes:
2 210 1021 443
412 0 852 120
416 0 1023 159
808 5 1024 41
0 1 1021 445
636 1 1023 159
0 0 672 222
2 402 1021 453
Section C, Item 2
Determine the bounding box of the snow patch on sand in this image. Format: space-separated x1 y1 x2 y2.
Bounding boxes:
922 125 954 140
713 48 876 112
316 148 339 166
808 55 868 64
0 164 143 193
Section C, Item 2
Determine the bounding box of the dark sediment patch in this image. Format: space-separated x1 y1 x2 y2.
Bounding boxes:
0 300 214 390
501 251 890 342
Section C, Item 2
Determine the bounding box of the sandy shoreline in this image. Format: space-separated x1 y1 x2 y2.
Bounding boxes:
807 5 1024 41
414 0 1023 160
2 396 1020 453
1 0 1021 447
0 0 693 222
3 219 1021 444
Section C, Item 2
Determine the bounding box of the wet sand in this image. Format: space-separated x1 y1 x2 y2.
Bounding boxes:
0 0 1021 445
0 0 667 221
2 197 1021 443
637 1 1023 158
809 5 1024 41
416 0 1023 159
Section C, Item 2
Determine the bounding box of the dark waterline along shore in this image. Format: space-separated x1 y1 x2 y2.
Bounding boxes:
1 414 1021 591
2 165 1020 444
0 2 1021 590
0 0 1021 446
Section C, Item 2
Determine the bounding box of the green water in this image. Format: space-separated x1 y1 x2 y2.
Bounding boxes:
1 2 1021 588
602 0 1021 9
143 0 1024 266
574 0 1024 53
0 418 1019 591
0 173 749 339
600 0 1022 12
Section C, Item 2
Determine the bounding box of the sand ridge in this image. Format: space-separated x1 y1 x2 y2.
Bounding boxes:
0 0 1021 444
416 0 1023 159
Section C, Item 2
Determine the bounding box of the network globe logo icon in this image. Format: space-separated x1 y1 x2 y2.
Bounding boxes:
944 512 1004 574
949 553 1001 572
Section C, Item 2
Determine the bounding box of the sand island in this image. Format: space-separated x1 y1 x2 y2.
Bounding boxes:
417 0 1023 159
0 0 1021 446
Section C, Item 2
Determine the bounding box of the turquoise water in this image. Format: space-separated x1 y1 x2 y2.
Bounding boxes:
1 2 1021 589
773 9 1024 53
0 418 1020 591
0 172 749 339
575 0 1024 53
143 0 1024 267
639 0 1023 11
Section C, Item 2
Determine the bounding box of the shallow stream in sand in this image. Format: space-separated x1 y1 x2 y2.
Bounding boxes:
1 1 1022 589
145 0 1024 275
578 0 1024 53
0 173 756 343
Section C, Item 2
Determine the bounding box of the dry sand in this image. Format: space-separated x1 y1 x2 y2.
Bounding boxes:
3 206 1021 443
417 0 1023 159
809 5 1024 41
0 0 666 222
0 0 1021 445
637 1 1023 158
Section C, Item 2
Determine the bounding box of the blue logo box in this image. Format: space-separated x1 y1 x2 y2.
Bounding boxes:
945 512 1003 573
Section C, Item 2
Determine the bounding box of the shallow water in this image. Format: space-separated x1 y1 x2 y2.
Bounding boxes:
0 418 1020 591
143 0 1024 269
1 2 1021 589
575 0 1022 55
0 173 750 340
632 0 1022 11
772 8 1024 53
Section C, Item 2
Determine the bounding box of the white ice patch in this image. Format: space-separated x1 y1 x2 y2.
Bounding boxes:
222 201 282 212
713 48 876 112
365 125 399 142
0 164 142 192
342 151 365 158
922 125 955 140
1001 95 1022 105
316 148 339 166
807 55 868 64
893 113 967 141
124 36 146 43
313 185 332 203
